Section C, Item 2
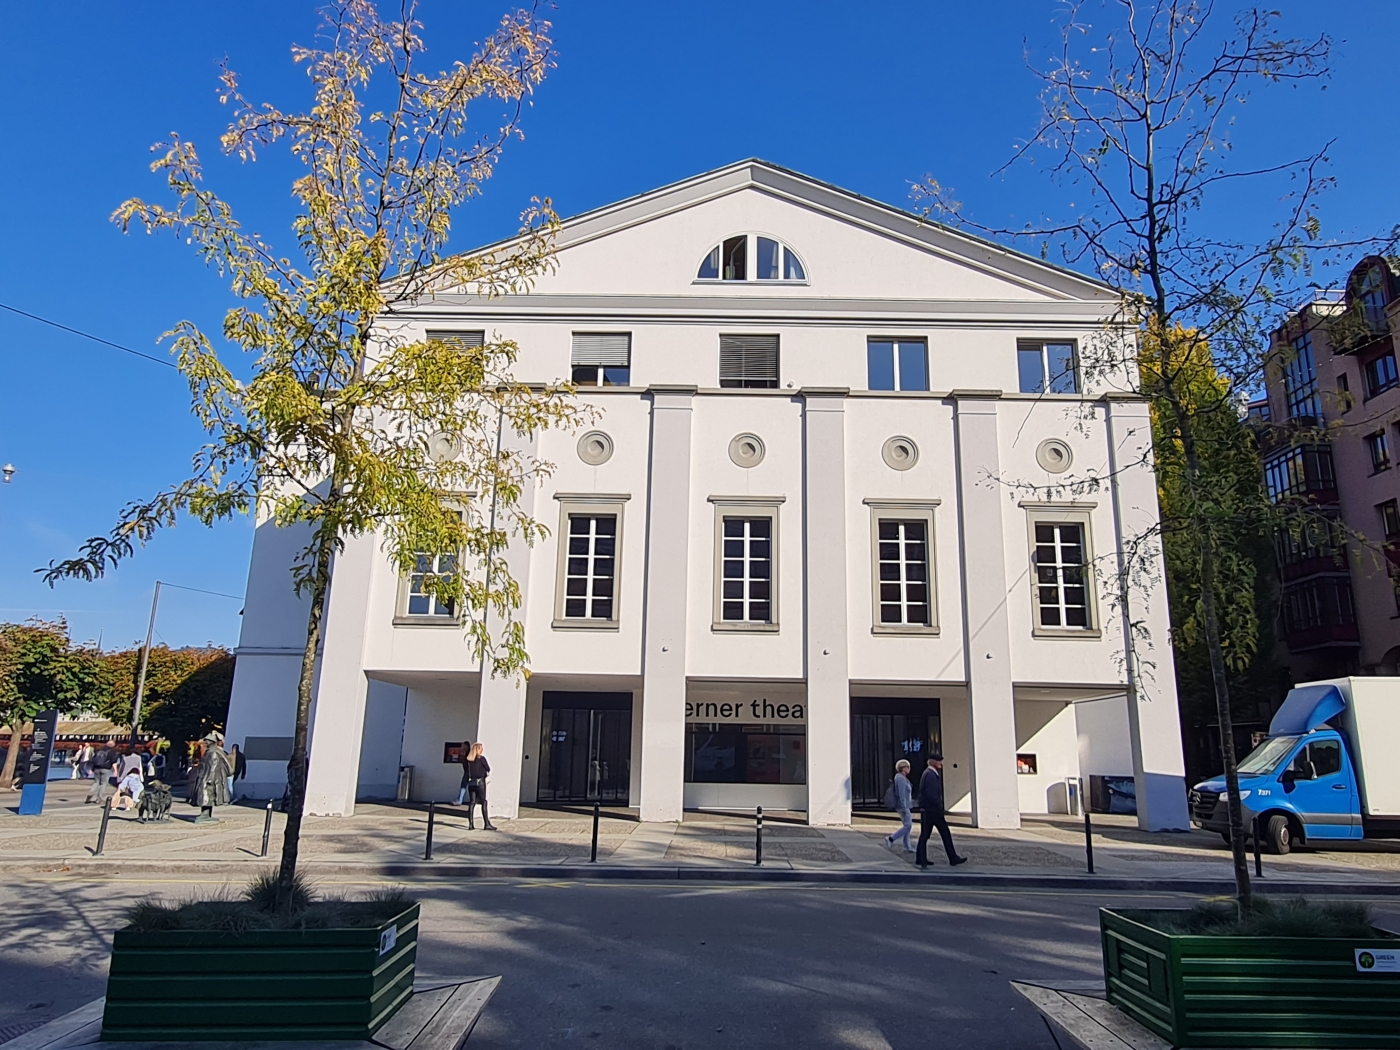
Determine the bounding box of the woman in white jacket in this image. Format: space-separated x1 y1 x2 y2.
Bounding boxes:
885 759 914 852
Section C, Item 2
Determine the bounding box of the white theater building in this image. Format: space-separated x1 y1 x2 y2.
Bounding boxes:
225 160 1191 831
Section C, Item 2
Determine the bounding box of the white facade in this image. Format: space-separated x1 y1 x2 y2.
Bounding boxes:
224 161 1191 830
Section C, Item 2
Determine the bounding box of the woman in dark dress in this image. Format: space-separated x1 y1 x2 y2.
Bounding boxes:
462 742 496 830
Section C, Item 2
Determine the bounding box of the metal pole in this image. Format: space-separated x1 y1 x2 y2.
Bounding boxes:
94 797 112 856
590 802 600 863
1252 815 1263 877
260 801 274 858
424 800 436 860
1081 781 1095 874
755 806 763 867
130 582 162 742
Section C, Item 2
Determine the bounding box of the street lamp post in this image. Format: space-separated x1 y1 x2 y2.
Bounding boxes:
130 582 163 742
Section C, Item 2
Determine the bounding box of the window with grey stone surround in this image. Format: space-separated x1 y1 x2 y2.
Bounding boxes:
709 497 783 631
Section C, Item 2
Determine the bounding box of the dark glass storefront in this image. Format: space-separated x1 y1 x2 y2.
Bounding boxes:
537 691 632 804
685 723 807 784
850 697 941 809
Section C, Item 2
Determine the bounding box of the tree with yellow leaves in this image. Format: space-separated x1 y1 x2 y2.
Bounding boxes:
41 1 583 907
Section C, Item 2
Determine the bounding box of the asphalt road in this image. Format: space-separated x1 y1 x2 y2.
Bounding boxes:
3 876 1399 1049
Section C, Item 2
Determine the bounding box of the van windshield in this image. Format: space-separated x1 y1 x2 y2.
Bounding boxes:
1237 735 1300 776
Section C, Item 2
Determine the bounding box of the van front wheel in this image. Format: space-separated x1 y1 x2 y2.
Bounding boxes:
1265 814 1293 855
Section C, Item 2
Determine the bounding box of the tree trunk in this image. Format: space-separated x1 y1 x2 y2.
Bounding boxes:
0 720 30 789
276 535 334 910
1197 531 1253 909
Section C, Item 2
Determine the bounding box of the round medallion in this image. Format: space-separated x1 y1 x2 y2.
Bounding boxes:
1036 438 1073 474
577 430 615 466
426 432 462 463
728 433 766 468
881 436 919 471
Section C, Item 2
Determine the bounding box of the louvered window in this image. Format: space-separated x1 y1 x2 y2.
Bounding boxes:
719 335 779 389
426 329 485 351
571 332 631 387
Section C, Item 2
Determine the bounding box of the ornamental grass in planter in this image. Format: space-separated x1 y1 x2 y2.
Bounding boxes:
1101 898 1400 1049
102 875 420 1043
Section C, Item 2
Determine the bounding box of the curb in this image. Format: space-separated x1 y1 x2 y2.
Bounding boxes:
10 858 1400 895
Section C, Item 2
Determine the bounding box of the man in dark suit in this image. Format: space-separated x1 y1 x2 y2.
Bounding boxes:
915 752 967 869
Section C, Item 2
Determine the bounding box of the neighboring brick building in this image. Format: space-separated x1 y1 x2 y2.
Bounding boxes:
1259 255 1400 679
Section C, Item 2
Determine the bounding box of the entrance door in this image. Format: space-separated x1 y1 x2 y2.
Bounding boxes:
850 698 940 809
537 691 632 804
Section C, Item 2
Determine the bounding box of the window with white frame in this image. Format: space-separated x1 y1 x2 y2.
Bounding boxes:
710 497 782 629
1282 332 1320 420
1017 341 1080 394
1026 509 1096 633
867 339 929 391
553 495 628 628
563 515 617 618
405 551 458 618
425 329 486 351
719 334 780 389
865 500 940 633
571 332 631 387
697 235 806 282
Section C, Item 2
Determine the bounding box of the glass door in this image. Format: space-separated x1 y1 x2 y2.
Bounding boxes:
538 695 632 804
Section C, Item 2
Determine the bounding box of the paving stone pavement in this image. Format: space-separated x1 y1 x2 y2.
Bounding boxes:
4 779 1400 884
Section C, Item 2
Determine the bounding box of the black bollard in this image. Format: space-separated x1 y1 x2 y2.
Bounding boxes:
260 801 274 858
1083 798 1095 875
591 802 600 864
755 806 763 867
1252 816 1263 877
93 797 113 856
424 800 436 861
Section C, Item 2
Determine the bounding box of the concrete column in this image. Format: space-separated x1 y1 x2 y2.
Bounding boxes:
304 530 377 817
1104 395 1191 830
638 386 695 822
951 391 1020 829
802 389 852 826
474 428 540 821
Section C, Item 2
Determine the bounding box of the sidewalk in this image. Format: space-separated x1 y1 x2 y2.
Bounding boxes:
6 779 1400 891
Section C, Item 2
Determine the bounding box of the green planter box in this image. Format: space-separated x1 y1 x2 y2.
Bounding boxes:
101 903 419 1042
1101 907 1400 1048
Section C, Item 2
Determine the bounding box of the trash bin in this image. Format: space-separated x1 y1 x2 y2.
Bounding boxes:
1065 777 1081 817
397 765 414 801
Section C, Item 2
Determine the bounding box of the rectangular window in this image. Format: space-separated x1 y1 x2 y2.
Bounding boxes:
1262 445 1335 503
1018 341 1079 394
1033 520 1092 630
425 329 486 351
877 520 931 625
719 335 779 389
553 496 628 628
721 517 773 623
1281 577 1356 634
1016 753 1038 775
404 551 459 619
1336 373 1352 414
1283 332 1320 420
562 515 617 619
571 332 631 387
866 339 928 391
1368 431 1391 473
1364 352 1398 397
685 723 806 784
1381 499 1400 541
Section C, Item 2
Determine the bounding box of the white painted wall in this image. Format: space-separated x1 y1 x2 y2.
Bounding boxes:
398 685 480 803
1013 699 1079 814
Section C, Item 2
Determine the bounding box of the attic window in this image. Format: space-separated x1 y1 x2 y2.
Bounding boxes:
697 235 806 283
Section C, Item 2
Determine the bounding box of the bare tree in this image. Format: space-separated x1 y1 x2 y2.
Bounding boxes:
917 0 1385 907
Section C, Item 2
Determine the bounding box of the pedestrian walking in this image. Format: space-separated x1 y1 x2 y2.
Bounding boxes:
462 742 496 830
228 743 246 801
454 741 473 806
884 759 915 853
86 744 116 804
915 753 967 869
75 743 95 780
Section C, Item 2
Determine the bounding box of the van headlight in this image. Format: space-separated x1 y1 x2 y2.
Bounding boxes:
1237 790 1251 801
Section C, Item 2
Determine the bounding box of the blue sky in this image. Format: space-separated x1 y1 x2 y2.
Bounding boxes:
1 1 1394 650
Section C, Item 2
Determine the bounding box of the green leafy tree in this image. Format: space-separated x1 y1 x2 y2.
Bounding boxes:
0 620 106 787
95 646 235 746
41 1 581 906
